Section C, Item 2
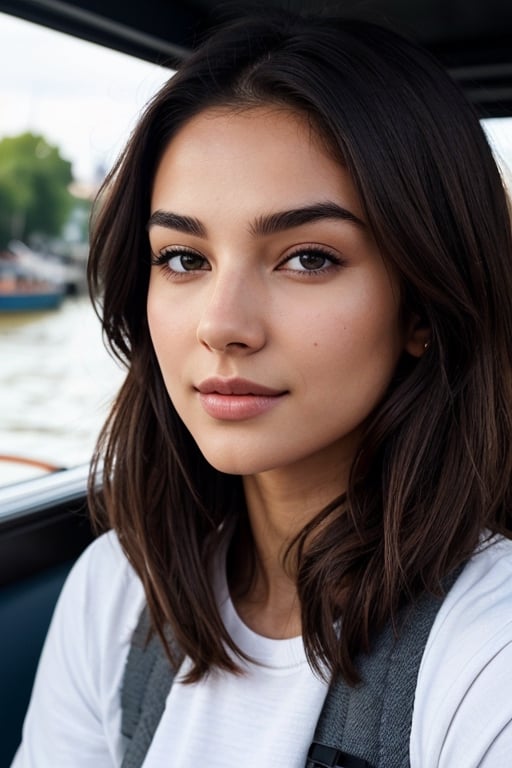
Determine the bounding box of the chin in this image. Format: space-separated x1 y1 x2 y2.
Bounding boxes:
202 453 271 477
197 438 326 478
195 441 282 477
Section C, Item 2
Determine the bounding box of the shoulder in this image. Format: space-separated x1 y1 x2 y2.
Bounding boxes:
411 535 512 767
65 528 138 597
68 527 131 578
427 534 512 657
46 530 146 697
13 532 146 766
60 529 145 646
66 531 146 695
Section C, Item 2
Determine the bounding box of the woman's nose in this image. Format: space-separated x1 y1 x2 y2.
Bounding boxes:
196 270 266 354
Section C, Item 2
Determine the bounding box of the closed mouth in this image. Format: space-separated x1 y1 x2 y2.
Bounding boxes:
196 377 287 397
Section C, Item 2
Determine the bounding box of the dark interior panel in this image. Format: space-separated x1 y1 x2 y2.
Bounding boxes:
1 0 512 113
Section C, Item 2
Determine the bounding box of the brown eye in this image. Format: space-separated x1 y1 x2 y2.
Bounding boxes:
153 248 210 273
171 252 207 271
279 247 342 274
297 253 328 270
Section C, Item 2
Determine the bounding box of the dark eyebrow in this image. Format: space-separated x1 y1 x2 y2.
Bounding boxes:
147 201 365 239
250 201 366 236
147 210 207 237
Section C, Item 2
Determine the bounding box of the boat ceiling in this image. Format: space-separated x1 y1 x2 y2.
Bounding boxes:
2 0 512 116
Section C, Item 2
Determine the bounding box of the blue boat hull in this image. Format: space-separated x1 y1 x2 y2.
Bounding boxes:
0 290 64 312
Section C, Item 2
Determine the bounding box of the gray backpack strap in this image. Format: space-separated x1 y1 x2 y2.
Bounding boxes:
308 567 463 768
121 605 182 768
121 569 463 768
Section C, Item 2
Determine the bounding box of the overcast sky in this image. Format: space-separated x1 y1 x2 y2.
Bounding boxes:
1 10 511 184
0 12 171 182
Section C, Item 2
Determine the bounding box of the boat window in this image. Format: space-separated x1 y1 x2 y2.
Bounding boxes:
1 11 511 493
483 118 512 188
0 12 171 491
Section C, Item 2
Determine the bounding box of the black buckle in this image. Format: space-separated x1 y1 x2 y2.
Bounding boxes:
308 742 375 768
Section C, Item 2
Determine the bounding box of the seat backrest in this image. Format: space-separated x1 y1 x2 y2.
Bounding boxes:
0 560 74 768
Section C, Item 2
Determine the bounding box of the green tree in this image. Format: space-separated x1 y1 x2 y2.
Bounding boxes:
0 132 73 248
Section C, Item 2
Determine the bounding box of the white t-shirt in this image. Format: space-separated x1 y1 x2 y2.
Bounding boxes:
12 532 512 767
148 552 328 767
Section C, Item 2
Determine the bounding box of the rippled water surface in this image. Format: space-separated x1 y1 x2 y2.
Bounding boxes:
0 297 125 486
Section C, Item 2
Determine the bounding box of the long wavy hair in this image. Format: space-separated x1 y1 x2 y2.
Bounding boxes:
88 10 512 684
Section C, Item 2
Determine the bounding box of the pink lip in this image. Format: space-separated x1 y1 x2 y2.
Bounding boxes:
196 377 285 396
195 377 288 420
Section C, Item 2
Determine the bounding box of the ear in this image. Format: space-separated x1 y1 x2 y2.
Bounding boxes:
404 313 431 358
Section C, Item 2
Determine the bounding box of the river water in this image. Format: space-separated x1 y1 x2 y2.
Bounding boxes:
0 296 125 486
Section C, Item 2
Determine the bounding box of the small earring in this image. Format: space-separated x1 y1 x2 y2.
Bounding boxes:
423 341 430 351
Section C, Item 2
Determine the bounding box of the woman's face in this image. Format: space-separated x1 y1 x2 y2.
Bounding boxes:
147 107 416 480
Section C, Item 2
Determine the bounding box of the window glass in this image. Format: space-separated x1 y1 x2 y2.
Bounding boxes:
1 12 511 489
483 118 512 187
0 13 170 486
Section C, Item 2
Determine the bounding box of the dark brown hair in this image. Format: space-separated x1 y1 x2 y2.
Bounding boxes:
88 10 512 684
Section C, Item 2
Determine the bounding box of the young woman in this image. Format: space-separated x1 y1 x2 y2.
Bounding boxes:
13 9 512 767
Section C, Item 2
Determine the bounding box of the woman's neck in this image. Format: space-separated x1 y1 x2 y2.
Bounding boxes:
228 451 350 639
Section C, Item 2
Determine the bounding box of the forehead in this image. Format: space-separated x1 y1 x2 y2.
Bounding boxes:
150 106 362 219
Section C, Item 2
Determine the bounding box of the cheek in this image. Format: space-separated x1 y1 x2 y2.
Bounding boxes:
301 290 402 359
147 280 191 349
147 292 166 362
345 279 403 357
147 290 184 389
304 295 403 401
